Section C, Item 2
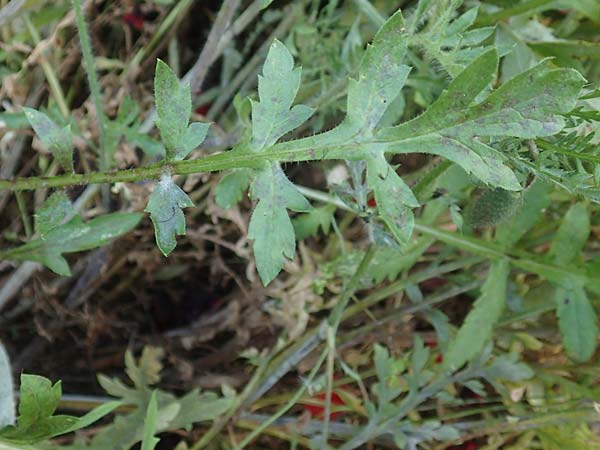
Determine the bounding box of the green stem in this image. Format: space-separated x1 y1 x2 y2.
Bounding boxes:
322 245 376 446
14 191 32 237
232 349 329 450
23 14 70 118
72 0 108 170
0 142 354 191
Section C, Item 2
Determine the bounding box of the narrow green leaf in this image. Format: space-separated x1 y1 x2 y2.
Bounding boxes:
23 108 73 172
0 343 15 429
145 173 194 257
555 283 598 362
34 191 75 238
2 213 143 276
549 202 589 266
250 40 313 151
215 169 252 210
444 260 510 371
60 400 122 435
248 163 311 285
141 392 160 450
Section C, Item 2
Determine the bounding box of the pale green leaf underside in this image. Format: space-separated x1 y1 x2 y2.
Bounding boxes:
145 173 194 257
248 163 311 285
24 108 73 172
555 283 599 362
444 259 510 371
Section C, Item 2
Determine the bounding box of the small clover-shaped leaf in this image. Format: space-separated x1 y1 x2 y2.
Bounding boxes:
145 172 194 256
250 40 313 151
23 108 73 172
248 164 311 285
154 60 210 160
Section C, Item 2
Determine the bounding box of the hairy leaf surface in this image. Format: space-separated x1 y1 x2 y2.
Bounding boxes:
379 50 585 190
250 40 313 151
248 164 311 285
2 208 142 276
34 191 76 238
24 108 73 172
154 60 210 160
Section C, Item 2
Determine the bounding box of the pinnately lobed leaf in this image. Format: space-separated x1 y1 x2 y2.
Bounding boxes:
145 172 194 257
248 164 311 285
154 60 210 160
378 49 585 191
345 9 411 135
0 374 120 445
245 39 314 284
443 259 510 371
23 108 73 172
250 40 313 151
